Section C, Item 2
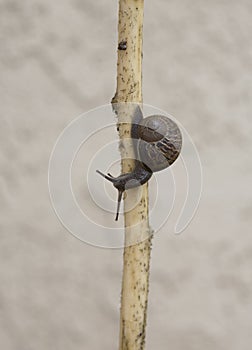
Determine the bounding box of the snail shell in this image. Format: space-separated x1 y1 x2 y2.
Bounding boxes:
133 115 182 172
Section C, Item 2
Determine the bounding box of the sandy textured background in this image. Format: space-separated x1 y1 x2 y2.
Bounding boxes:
1 0 252 349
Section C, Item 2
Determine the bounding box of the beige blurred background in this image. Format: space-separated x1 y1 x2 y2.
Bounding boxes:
1 0 252 349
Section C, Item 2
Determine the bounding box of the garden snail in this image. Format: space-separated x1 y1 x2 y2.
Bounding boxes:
97 106 182 220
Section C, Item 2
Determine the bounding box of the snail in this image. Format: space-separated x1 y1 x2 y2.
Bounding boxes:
97 106 182 220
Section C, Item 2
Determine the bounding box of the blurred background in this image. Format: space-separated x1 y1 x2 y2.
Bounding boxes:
1 0 252 349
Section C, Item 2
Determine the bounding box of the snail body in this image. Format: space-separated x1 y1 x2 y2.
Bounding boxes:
97 106 182 220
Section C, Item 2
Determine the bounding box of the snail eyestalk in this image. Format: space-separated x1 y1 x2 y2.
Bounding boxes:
96 170 115 183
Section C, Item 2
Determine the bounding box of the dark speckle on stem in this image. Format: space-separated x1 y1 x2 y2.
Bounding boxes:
118 40 127 50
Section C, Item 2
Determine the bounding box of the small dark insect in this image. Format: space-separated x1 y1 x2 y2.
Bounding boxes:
118 40 127 50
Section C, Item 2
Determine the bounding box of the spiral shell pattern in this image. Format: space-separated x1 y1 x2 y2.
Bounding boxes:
135 115 182 172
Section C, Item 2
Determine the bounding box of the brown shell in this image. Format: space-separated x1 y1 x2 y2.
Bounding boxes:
136 115 182 172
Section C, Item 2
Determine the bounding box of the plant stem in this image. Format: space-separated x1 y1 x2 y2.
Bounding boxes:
112 1 152 349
